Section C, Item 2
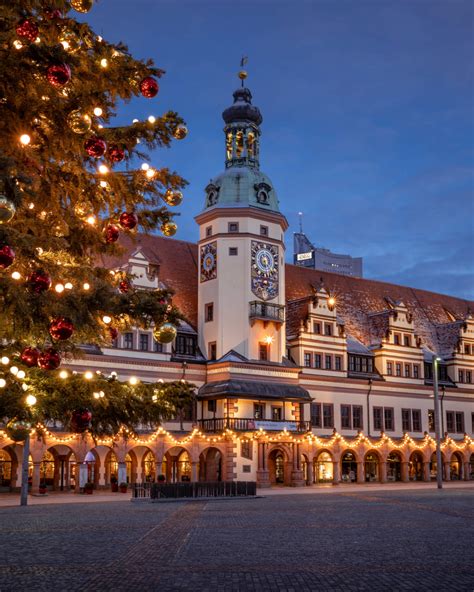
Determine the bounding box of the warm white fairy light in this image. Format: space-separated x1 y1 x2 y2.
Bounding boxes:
86 215 96 225
1 357 9 365
20 134 31 145
65 282 73 290
132 118 139 123
100 58 108 68
102 315 112 324
141 163 150 171
145 168 156 179
84 371 94 380
14 40 23 49
59 370 69 379
16 370 26 379
0 379 6 388
26 394 37 406
129 376 139 385
83 282 90 290
10 366 18 376
22 383 29 391
100 180 108 188
147 115 156 123
98 164 109 174
28 202 35 210
11 272 21 280
93 107 103 117
55 283 65 293
93 391 100 399
60 40 70 50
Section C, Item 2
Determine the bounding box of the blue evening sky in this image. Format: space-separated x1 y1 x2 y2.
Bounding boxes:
85 0 474 300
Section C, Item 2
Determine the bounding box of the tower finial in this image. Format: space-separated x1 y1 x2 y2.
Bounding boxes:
238 56 248 87
298 211 303 233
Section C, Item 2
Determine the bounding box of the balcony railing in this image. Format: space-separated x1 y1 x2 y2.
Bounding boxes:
249 301 285 323
198 418 311 433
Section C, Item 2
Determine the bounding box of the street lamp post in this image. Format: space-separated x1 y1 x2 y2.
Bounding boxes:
432 354 443 490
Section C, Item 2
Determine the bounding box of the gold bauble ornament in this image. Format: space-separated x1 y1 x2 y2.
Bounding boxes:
60 30 82 53
163 190 183 207
173 124 188 140
238 70 248 81
161 221 177 237
67 110 92 134
70 0 94 13
153 323 177 344
0 196 16 224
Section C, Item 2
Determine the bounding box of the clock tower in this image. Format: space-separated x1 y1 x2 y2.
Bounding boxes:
195 72 288 362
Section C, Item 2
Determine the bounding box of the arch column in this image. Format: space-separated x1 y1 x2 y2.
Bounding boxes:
191 461 198 482
443 461 450 481
290 443 304 487
306 460 313 485
256 442 270 488
422 461 430 482
401 462 409 483
31 461 41 493
464 462 471 481
379 461 387 483
357 461 364 483
118 461 127 485
332 460 340 485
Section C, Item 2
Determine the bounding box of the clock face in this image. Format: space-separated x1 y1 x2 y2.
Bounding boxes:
200 242 217 282
251 241 279 301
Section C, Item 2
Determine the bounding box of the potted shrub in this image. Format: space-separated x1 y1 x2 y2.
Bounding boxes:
110 475 118 492
119 482 128 493
157 474 166 483
39 482 47 495
84 482 93 494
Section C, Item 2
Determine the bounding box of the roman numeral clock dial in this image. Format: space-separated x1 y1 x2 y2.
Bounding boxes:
251 241 279 301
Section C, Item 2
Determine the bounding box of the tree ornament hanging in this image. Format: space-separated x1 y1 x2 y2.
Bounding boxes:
5 419 31 442
70 408 92 432
84 136 107 158
153 322 177 344
139 76 159 98
163 190 183 207
49 317 74 341
118 279 131 293
37 348 61 370
0 245 15 269
104 224 120 243
173 125 188 140
27 270 52 294
67 110 92 134
161 221 177 237
0 196 16 224
107 145 125 163
119 211 138 230
70 0 94 13
16 19 39 42
45 9 63 19
20 346 41 367
47 63 71 88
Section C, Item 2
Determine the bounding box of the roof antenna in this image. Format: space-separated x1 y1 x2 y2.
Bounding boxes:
238 56 248 87
298 211 303 234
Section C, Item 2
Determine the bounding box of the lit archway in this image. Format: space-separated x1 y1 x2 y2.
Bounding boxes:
314 451 333 483
341 450 358 482
199 447 221 482
268 448 289 486
387 451 402 481
0 449 13 491
449 452 463 481
408 451 423 481
364 451 380 482
430 451 445 480
164 447 192 483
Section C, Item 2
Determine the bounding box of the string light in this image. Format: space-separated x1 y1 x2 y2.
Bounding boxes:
16 370 26 379
86 215 96 225
10 366 18 375
83 283 90 290
98 164 109 174
147 115 156 124
19 134 31 145
84 371 94 380
55 283 65 293
0 379 5 388
59 370 69 379
65 282 73 290
102 315 112 324
100 58 108 68
145 168 156 179
129 376 139 385
1 356 9 365
26 394 37 406
13 40 23 50
93 107 103 116
141 163 150 171
11 272 21 280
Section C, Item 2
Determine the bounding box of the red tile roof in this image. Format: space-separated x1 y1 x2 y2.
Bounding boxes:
100 234 473 355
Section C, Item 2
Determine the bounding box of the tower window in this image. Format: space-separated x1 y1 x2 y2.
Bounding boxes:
228 222 239 233
259 342 269 361
208 342 217 360
206 226 212 237
260 225 269 236
205 303 214 322
229 247 238 256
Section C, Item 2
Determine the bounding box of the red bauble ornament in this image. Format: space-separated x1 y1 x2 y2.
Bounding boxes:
109 326 118 340
70 409 92 433
119 211 138 230
84 137 107 158
16 19 39 42
28 270 52 294
118 279 131 293
139 76 159 98
0 245 15 269
104 224 120 244
108 145 125 163
38 348 61 370
20 346 41 367
49 317 74 341
45 9 63 19
47 63 71 88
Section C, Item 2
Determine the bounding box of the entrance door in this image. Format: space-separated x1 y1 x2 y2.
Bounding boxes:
275 453 284 484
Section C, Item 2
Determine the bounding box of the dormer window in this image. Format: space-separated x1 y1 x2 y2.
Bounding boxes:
228 222 239 233
205 183 220 208
403 335 411 347
254 182 272 206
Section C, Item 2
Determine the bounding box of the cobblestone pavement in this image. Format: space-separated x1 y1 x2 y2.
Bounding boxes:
1 489 473 591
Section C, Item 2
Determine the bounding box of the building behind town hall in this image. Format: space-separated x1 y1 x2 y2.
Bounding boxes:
1 76 473 494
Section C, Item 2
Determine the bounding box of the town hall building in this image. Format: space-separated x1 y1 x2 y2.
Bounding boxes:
1 76 473 494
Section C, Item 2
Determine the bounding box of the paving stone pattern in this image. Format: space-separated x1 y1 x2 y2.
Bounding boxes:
0 490 473 591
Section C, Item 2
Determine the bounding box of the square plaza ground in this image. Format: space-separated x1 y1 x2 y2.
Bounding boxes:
0 488 473 591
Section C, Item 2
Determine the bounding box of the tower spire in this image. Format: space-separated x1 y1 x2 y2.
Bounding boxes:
239 56 248 87
298 212 304 234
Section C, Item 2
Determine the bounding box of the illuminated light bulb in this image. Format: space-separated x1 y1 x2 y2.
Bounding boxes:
11 272 21 280
36 247 43 255
59 370 69 379
97 124 103 129
1 356 9 365
98 164 109 174
0 379 5 388
99 180 108 188
99 391 105 398
102 315 112 324
84 371 93 380
13 40 23 49
100 58 108 68
328 297 336 308
26 394 37 406
264 335 274 345
129 376 139 385
20 134 31 145
141 163 150 171
145 168 156 179
93 107 103 117
148 115 156 124
35 37 41 44
97 36 103 42
61 41 70 50
55 283 65 293
17 370 26 379
10 366 19 375
65 282 73 290
22 382 28 391
83 282 90 290
86 215 96 225
132 118 139 123
93 391 100 399
28 202 35 210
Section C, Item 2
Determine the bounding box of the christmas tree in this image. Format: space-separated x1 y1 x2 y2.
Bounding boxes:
0 0 194 440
